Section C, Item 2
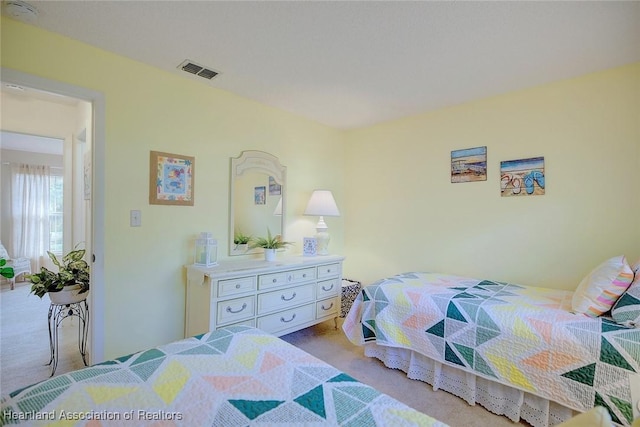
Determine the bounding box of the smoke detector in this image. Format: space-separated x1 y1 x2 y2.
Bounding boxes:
177 60 220 81
3 1 38 23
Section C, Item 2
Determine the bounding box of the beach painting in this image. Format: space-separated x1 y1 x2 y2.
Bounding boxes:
500 156 545 197
451 146 487 183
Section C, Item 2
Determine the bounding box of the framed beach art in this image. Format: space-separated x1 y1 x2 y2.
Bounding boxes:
500 156 545 197
149 151 195 206
451 146 487 183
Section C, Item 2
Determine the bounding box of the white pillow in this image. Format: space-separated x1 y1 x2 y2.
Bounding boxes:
571 255 634 317
611 259 640 327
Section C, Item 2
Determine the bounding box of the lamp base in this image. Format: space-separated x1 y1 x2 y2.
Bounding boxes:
315 230 330 256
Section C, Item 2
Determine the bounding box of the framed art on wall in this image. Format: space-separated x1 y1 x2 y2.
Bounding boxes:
500 156 545 197
149 151 195 206
451 146 487 183
254 186 266 205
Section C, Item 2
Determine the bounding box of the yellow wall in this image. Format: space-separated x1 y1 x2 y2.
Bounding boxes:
344 63 640 289
1 17 345 358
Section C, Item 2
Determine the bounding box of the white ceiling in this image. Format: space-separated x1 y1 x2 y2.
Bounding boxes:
4 1 640 130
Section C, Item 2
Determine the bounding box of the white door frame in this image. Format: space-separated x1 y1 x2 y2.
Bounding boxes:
2 68 106 363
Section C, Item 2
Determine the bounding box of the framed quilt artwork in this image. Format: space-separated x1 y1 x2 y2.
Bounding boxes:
303 237 317 256
149 151 195 206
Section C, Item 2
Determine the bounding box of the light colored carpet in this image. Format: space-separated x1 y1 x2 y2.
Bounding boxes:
281 319 527 427
1 282 88 395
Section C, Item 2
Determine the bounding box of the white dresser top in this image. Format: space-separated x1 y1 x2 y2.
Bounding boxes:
187 255 345 280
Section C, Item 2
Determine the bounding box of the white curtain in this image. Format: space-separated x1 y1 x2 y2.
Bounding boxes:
10 163 50 271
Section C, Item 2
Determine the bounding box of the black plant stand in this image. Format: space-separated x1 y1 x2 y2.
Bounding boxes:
47 299 89 376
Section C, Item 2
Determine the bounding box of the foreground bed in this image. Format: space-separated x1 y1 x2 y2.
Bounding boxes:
1 325 447 426
343 272 640 427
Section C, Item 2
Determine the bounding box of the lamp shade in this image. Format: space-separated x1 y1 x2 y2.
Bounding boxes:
304 190 340 217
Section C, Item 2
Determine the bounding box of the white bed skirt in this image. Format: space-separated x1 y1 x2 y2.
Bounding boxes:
364 343 579 427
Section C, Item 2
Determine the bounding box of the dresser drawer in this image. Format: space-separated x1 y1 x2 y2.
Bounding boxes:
316 297 340 318
317 263 340 278
317 278 340 299
257 283 315 315
257 303 315 334
259 267 315 290
216 296 255 325
217 276 256 298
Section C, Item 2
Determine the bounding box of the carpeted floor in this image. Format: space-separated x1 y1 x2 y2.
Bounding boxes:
1 281 88 395
1 282 524 426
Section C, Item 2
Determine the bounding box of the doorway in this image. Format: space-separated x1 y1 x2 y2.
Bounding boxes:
0 68 105 368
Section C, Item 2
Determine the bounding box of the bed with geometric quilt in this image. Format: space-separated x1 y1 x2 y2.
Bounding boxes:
343 272 640 427
0 325 447 426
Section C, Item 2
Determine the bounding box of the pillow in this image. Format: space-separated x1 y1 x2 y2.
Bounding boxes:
571 255 634 317
611 259 640 327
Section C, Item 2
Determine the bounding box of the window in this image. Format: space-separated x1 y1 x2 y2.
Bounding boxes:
49 174 63 254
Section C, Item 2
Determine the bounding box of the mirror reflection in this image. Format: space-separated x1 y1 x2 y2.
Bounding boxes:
229 151 286 256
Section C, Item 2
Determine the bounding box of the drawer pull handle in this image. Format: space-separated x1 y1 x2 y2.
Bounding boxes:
326 269 331 273
235 284 241 289
322 283 334 292
322 302 334 311
226 303 247 314
288 275 292 281
272 278 277 283
302 273 307 278
280 313 296 323
281 292 296 301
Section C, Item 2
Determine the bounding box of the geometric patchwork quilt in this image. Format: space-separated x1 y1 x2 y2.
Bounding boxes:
1 325 447 426
342 273 640 426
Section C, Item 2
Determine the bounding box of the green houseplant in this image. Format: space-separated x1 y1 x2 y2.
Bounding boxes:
248 229 293 261
27 248 90 301
233 230 252 245
1 258 15 281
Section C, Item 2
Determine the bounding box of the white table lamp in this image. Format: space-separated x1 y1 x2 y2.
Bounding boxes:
304 190 340 255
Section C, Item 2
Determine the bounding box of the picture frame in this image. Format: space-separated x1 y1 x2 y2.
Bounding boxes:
254 186 266 205
269 176 281 196
500 156 545 197
149 151 195 206
451 146 487 183
303 237 317 257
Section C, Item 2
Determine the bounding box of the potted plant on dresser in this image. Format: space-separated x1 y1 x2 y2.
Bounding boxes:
233 230 252 252
248 229 293 261
27 248 90 304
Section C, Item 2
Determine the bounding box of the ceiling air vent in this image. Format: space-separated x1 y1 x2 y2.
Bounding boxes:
177 60 220 80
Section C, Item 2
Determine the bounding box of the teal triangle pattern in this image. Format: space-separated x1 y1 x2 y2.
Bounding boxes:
445 343 465 366
130 349 165 366
454 343 474 367
594 392 623 425
20 375 71 399
362 289 370 302
602 319 630 333
450 287 469 291
426 320 445 338
291 370 321 398
68 367 118 382
328 373 357 383
363 320 377 341
613 292 640 309
609 395 633 424
344 409 375 427
458 301 481 320
116 353 135 363
476 327 501 346
477 309 500 331
228 400 284 420
474 352 497 378
332 389 367 424
446 302 468 322
16 387 69 414
178 345 221 355
131 357 165 382
561 363 595 386
600 337 635 372
207 334 233 354
335 385 380 403
452 292 478 299
294 385 326 419
613 337 640 366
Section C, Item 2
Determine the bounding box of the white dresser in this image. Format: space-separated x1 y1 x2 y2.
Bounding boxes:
185 255 345 338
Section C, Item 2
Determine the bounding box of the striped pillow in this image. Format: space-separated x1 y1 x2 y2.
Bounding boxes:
571 255 634 317
611 259 640 327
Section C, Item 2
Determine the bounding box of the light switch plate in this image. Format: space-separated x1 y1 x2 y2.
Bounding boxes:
130 210 141 227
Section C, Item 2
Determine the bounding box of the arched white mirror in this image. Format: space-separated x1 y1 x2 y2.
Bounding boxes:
229 150 286 256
